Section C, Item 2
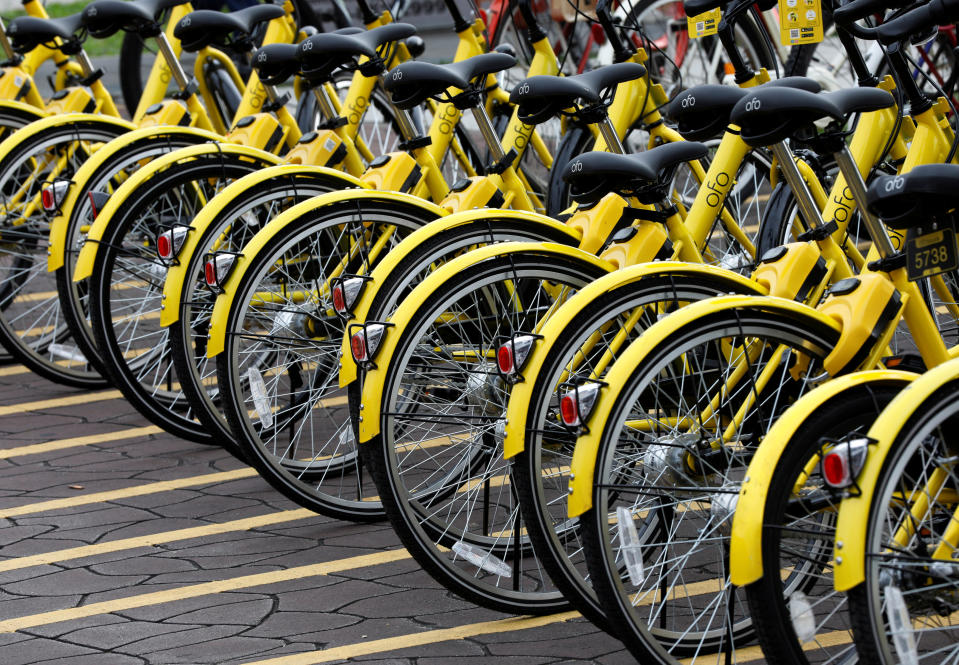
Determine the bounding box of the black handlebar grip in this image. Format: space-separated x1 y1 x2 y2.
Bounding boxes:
875 0 947 44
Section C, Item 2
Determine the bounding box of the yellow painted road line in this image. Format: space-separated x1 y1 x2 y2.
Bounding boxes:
0 425 162 459
0 467 258 519
0 548 410 633
0 365 29 377
0 508 315 572
0 390 122 417
242 612 581 665
676 628 851 664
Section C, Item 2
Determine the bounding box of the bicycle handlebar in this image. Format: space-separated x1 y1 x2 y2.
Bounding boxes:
833 0 912 24
875 0 958 43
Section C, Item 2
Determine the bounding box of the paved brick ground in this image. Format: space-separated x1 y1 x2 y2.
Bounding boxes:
0 365 645 664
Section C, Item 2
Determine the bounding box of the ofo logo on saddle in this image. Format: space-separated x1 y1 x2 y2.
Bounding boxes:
301 40 313 51
744 97 761 112
570 161 583 173
680 94 695 108
516 83 530 96
392 70 403 81
884 176 905 192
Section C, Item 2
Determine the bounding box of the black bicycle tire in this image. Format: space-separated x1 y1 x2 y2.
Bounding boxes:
168 171 362 445
846 379 959 665
0 120 134 388
55 131 218 382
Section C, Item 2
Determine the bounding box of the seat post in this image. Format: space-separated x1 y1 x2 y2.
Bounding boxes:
832 145 897 259
73 49 97 79
154 31 192 92
0 18 15 61
379 73 419 141
597 115 626 154
311 84 339 123
770 141 826 230
470 103 507 163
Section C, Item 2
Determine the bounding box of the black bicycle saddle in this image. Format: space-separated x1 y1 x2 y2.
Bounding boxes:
252 43 299 86
731 86 894 146
174 5 285 53
666 77 822 141
7 14 85 54
386 52 517 110
509 62 647 124
82 0 190 39
562 141 709 205
867 164 959 229
296 23 417 84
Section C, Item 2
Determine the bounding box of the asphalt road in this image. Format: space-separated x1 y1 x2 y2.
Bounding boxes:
0 363 642 664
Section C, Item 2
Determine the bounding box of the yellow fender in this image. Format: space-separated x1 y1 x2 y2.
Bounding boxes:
338 209 582 388
0 114 136 163
205 190 450 357
503 263 768 460
833 358 959 592
160 164 366 327
73 143 283 282
48 125 225 272
0 99 47 123
567 295 842 518
358 242 616 443
729 369 917 587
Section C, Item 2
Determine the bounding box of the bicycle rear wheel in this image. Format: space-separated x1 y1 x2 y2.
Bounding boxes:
746 379 906 665
365 246 611 614
169 170 361 446
215 199 437 520
579 300 840 662
0 119 133 387
87 152 277 444
847 381 959 665
55 130 220 383
511 267 764 632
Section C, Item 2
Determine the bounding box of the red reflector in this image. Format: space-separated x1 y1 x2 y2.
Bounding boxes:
41 187 54 211
332 284 345 313
350 332 367 361
87 191 100 218
822 452 847 487
157 233 172 259
497 344 514 374
560 394 579 426
204 260 216 287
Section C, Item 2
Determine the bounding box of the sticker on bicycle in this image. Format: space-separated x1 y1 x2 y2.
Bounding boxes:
778 0 823 45
905 226 958 281
687 8 721 39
